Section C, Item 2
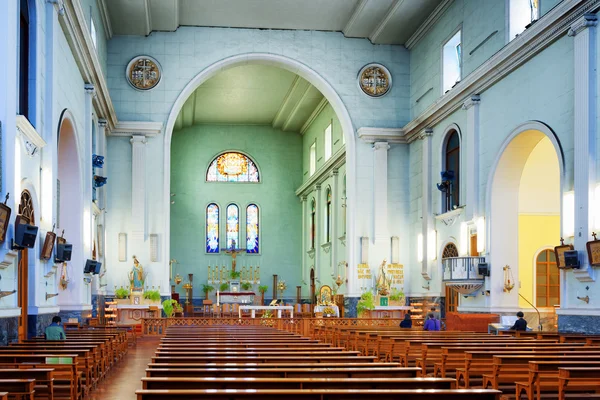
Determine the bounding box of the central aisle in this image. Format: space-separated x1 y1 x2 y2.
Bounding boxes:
89 336 160 400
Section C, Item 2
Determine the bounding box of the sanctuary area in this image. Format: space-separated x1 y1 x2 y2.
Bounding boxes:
2 0 600 398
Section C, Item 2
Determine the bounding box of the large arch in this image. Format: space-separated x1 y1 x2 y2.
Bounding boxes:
485 121 565 311
162 53 358 295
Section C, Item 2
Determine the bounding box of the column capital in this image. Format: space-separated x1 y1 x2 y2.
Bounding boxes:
98 119 108 128
315 184 322 192
130 135 147 145
418 128 433 140
332 168 339 176
300 195 308 202
84 83 96 97
462 94 481 110
569 14 598 37
372 141 390 151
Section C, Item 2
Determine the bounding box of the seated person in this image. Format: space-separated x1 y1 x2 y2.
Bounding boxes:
399 314 412 328
45 316 66 340
509 311 528 331
423 313 441 331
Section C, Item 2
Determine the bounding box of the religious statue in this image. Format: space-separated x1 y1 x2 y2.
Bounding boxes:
129 255 145 292
376 259 391 296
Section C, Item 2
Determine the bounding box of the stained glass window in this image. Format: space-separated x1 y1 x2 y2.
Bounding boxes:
326 188 332 243
226 204 239 249
310 199 316 249
206 203 219 253
206 152 259 182
246 204 259 254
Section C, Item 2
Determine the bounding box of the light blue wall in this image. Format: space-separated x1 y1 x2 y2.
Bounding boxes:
80 0 108 77
170 125 303 300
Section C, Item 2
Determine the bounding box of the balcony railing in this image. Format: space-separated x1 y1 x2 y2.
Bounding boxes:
442 257 486 281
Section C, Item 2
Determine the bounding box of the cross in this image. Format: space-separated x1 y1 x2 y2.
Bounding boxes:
224 239 244 272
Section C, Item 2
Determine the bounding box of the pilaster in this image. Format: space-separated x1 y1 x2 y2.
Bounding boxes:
372 142 390 242
462 95 480 221
314 184 322 280
130 135 148 240
569 14 597 282
331 169 339 277
420 128 433 280
301 195 307 285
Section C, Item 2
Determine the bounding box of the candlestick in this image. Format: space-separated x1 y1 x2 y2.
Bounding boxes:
217 290 220 306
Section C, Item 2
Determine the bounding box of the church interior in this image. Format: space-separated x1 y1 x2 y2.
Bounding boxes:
2 0 600 398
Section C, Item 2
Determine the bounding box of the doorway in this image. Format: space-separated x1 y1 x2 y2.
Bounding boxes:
310 268 315 312
17 189 35 342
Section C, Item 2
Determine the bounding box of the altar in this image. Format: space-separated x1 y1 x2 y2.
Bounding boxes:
239 305 293 318
364 305 413 319
218 292 255 304
115 304 163 324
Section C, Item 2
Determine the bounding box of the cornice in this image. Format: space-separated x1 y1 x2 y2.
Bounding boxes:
295 148 346 197
403 0 600 142
405 0 455 50
110 121 163 137
61 0 117 130
462 94 481 110
568 13 598 36
357 127 406 143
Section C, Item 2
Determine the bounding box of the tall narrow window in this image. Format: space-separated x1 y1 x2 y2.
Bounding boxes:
310 199 316 249
206 203 220 253
19 0 31 120
536 249 560 307
324 123 332 161
226 204 239 250
442 30 461 94
207 152 260 182
325 188 332 243
509 0 539 40
443 130 460 212
246 204 259 254
90 17 97 49
309 142 316 176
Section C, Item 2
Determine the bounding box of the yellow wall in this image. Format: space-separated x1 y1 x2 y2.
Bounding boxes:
518 215 560 308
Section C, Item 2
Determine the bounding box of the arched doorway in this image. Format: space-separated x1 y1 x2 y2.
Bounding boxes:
163 53 357 296
535 248 560 307
56 111 83 307
487 122 563 310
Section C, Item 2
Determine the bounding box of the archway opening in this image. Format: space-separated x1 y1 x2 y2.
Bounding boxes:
57 115 83 306
490 127 562 313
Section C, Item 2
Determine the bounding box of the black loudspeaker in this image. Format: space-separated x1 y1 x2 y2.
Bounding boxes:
14 223 38 248
55 243 73 262
93 261 102 275
563 250 580 268
477 263 490 277
84 259 97 274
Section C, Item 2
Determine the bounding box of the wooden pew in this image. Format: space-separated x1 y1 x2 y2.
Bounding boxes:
0 379 35 400
0 369 53 400
558 367 600 400
135 388 502 400
147 362 402 370
151 355 376 363
146 367 422 378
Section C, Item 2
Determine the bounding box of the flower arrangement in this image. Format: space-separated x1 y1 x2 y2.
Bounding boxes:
143 290 161 302
357 291 375 317
322 306 336 316
241 282 252 291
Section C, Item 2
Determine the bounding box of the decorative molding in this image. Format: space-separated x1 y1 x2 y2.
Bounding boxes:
344 0 369 35
307 249 316 259
418 128 433 140
435 207 464 226
568 13 598 36
295 148 346 197
273 76 301 129
0 308 22 318
16 115 47 157
282 84 313 132
462 94 481 110
111 121 163 137
59 0 117 129
573 266 596 282
0 250 18 269
321 242 332 253
405 0 455 49
370 0 404 43
556 307 600 315
97 0 113 39
357 127 406 143
91 201 101 217
300 97 329 135
338 235 346 246
403 0 600 142
84 83 96 97
372 141 391 151
97 119 107 128
46 0 66 16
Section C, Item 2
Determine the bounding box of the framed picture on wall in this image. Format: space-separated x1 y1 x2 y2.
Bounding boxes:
0 203 11 243
554 244 574 269
41 231 57 261
586 239 600 267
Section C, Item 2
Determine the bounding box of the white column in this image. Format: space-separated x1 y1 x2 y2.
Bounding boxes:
463 95 481 221
420 129 433 280
331 169 339 278
301 195 307 284
130 135 147 240
314 184 322 280
372 142 390 242
569 14 597 282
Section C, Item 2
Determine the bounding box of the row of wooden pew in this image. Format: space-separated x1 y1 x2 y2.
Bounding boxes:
134 324 501 400
314 324 600 400
0 325 131 399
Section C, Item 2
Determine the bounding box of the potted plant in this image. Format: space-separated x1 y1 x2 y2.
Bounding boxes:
162 299 177 318
241 282 252 291
389 288 405 306
219 282 229 292
357 291 375 318
258 285 268 305
260 309 274 326
229 270 241 280
114 288 130 305
202 284 214 300
143 290 161 305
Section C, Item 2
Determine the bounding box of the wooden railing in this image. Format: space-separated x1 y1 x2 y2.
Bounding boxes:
141 317 404 337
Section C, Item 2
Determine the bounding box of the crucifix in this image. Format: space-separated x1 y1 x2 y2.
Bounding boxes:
225 239 244 272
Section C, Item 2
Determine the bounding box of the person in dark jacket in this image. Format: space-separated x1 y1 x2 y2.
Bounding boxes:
509 311 528 331
400 313 412 328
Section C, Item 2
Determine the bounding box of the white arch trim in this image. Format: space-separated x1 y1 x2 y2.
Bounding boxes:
162 53 357 295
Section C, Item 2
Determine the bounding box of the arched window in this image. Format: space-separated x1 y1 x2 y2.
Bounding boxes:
19 190 35 224
206 203 219 253
325 188 332 243
206 152 259 182
226 204 239 250
310 199 316 249
246 204 259 253
19 0 35 122
536 249 560 307
443 130 460 212
442 243 459 259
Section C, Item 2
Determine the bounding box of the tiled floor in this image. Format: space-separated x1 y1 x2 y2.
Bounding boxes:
88 336 160 400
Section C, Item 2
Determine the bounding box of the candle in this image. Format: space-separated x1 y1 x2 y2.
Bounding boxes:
217 290 220 306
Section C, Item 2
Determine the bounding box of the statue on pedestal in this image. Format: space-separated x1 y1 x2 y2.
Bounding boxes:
376 259 391 296
129 255 145 293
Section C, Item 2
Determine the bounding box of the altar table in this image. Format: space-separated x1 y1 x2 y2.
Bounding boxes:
239 305 294 319
218 292 255 304
314 305 340 317
365 306 413 319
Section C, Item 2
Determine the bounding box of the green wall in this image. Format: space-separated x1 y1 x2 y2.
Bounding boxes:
302 103 343 183
170 125 303 300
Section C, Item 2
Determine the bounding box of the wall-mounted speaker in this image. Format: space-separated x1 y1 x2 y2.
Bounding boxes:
84 259 98 274
93 261 102 275
477 262 490 277
55 243 72 262
563 250 580 269
15 223 38 248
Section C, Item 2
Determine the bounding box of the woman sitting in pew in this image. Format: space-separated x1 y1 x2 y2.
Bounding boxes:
399 314 412 328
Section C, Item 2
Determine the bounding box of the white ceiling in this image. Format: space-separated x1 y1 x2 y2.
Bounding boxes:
102 0 443 45
174 64 325 132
